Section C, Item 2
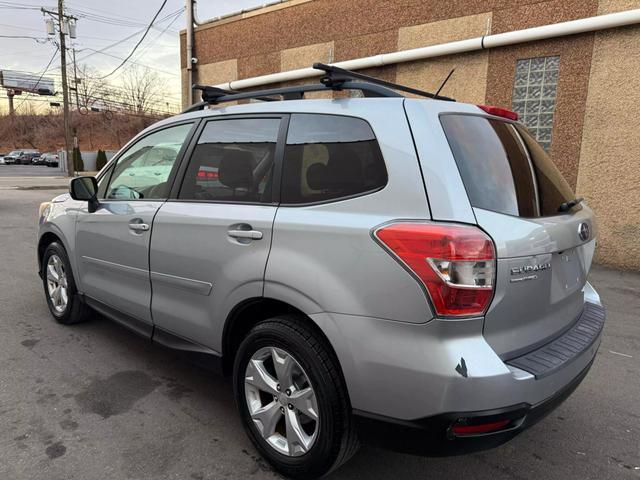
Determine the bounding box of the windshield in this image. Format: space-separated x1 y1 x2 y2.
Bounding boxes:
440 114 575 217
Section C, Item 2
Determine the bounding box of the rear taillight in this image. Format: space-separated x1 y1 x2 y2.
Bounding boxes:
374 223 495 317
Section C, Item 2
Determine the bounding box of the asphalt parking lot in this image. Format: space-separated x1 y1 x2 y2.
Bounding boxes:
0 175 638 480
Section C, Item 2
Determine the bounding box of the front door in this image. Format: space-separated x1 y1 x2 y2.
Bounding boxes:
75 122 195 334
149 116 286 351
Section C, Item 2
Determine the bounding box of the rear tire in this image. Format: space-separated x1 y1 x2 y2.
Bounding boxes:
42 242 91 325
233 315 359 479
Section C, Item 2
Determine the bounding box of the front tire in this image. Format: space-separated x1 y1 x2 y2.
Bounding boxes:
233 316 358 479
42 242 91 325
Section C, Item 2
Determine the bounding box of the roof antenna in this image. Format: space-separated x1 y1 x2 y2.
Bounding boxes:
434 68 455 98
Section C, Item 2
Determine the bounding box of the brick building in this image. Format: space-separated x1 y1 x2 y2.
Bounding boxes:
181 0 640 270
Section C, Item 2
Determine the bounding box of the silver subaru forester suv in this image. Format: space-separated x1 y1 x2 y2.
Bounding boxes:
37 65 605 479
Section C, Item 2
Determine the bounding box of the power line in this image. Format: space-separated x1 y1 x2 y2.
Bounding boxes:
59 9 183 70
66 2 179 32
82 48 180 78
0 34 48 42
97 0 168 79
132 8 184 62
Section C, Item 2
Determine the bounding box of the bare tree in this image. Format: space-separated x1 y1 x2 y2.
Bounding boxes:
75 64 101 111
119 65 166 114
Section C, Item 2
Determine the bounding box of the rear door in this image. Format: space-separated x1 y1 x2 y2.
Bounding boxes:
440 114 596 358
149 115 286 351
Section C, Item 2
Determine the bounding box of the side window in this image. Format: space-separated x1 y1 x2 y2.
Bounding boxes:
105 123 193 200
179 118 280 203
281 114 387 204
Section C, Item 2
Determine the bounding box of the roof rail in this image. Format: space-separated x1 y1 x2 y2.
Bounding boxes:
182 63 454 113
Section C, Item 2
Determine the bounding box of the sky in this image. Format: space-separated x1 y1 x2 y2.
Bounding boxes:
0 0 266 114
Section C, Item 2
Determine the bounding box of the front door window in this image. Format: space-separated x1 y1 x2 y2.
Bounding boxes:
105 123 193 200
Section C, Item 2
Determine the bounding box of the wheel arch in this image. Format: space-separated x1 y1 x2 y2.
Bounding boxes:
38 231 64 276
37 225 80 286
221 297 344 384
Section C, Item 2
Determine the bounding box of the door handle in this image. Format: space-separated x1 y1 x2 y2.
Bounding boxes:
228 229 263 240
129 223 150 232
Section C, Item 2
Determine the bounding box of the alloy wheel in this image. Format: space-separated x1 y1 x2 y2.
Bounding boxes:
244 346 319 456
46 254 68 313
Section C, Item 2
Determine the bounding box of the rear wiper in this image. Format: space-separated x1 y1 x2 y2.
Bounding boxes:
557 197 583 213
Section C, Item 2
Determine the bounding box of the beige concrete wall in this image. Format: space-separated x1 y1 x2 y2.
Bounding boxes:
280 41 335 99
598 0 640 13
183 59 238 108
396 14 491 103
577 3 640 269
197 59 238 85
280 41 334 71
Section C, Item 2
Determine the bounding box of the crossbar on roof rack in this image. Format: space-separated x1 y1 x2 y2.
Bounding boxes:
312 63 455 102
193 84 278 103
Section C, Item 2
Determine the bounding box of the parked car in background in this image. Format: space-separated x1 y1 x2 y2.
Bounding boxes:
31 153 44 165
42 153 60 167
0 154 5 165
18 150 40 165
3 150 26 165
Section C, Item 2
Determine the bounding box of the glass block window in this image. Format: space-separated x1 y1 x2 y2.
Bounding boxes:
512 55 560 151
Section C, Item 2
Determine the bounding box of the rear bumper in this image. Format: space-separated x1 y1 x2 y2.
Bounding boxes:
310 284 604 452
353 354 594 456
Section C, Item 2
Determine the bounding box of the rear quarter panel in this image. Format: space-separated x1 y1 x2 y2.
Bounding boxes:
265 100 435 323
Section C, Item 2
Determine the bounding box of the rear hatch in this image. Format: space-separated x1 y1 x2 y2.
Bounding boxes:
440 113 596 358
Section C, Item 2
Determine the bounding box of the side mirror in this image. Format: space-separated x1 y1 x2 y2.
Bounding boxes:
70 176 99 213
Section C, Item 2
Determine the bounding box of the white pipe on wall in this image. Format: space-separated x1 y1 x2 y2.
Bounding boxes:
212 8 640 91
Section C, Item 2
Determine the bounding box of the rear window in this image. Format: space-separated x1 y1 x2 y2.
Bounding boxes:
440 114 575 217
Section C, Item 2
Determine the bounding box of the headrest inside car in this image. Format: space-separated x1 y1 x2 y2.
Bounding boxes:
305 145 363 191
218 150 254 189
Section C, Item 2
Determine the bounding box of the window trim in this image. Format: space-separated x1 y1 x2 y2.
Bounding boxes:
101 120 199 202
168 113 290 206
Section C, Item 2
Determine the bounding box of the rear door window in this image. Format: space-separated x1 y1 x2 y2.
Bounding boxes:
179 118 280 203
281 114 387 204
440 114 574 217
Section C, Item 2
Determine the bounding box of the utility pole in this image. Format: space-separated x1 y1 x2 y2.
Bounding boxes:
42 1 76 177
57 0 73 176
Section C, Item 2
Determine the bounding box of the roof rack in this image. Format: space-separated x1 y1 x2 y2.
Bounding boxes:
183 63 455 113
313 63 455 102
